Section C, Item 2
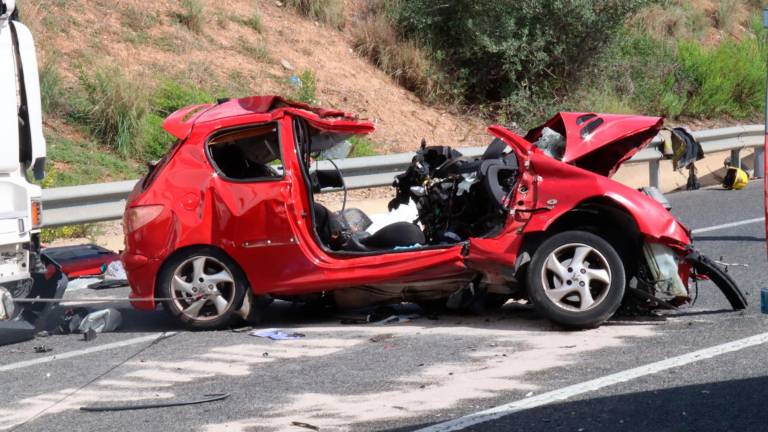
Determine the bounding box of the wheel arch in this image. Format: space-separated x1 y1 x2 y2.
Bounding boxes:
515 197 644 280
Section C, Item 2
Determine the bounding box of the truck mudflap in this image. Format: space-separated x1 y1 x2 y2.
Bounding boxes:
0 254 68 346
685 250 748 310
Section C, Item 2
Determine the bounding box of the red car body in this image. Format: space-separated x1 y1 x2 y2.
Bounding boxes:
122 96 738 329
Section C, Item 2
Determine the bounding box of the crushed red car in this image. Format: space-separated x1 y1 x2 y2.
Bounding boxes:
122 96 746 330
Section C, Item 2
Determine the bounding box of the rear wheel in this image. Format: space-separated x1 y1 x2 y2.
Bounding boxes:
527 231 626 329
157 247 246 330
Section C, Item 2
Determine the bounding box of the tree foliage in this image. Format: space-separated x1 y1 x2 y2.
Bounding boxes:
394 0 650 106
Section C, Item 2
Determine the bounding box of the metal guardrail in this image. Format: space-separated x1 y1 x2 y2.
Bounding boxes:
40 125 766 228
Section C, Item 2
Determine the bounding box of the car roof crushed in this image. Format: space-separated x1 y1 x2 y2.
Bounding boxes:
162 95 375 140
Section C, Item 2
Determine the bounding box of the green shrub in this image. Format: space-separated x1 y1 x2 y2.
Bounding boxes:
39 59 66 115
143 80 214 159
287 70 318 104
175 0 205 33
41 224 93 243
676 38 766 118
352 12 436 100
577 31 686 118
348 136 377 157
286 0 345 29
393 0 649 112
71 66 148 155
46 134 143 185
152 79 215 117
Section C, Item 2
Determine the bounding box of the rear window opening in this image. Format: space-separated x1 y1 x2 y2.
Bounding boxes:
207 123 283 181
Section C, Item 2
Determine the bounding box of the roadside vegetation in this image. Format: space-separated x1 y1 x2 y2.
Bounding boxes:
286 0 345 29
352 0 768 127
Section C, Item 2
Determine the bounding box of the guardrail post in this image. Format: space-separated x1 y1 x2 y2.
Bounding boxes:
730 149 741 168
755 146 765 178
649 160 660 189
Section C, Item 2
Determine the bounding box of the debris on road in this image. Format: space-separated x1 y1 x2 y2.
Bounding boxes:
79 393 230 412
83 328 97 341
373 314 420 325
33 344 52 353
250 329 306 340
291 421 320 431
369 333 395 343
77 308 122 334
42 244 120 279
0 254 68 347
339 304 423 325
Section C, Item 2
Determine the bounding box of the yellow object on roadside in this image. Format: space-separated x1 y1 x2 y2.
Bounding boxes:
722 166 748 190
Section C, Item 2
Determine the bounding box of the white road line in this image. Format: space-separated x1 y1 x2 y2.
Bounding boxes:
692 217 765 234
414 331 768 432
0 332 176 373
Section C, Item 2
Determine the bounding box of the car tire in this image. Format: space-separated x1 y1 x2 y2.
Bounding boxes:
157 247 247 330
527 230 626 329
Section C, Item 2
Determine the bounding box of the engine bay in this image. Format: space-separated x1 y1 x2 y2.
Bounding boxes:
388 139 519 245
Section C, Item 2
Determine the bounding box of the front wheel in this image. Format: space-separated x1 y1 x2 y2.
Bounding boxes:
527 231 626 329
157 247 246 330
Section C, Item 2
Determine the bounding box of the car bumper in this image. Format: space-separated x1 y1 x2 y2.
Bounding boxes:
123 252 161 310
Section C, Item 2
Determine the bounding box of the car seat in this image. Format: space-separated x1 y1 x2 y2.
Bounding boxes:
312 203 425 252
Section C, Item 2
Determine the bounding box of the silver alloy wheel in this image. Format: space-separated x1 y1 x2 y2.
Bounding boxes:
171 256 236 321
540 242 612 312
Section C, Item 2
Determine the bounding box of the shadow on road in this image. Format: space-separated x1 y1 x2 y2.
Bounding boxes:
385 375 768 432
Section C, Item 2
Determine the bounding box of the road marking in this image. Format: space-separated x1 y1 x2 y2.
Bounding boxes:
414 331 768 432
692 217 765 234
0 332 176 373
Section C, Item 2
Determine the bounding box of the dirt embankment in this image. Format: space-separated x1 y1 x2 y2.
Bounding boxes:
22 0 487 154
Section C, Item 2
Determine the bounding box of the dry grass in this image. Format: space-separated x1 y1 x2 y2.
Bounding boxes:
630 2 709 41
286 0 345 30
351 13 435 100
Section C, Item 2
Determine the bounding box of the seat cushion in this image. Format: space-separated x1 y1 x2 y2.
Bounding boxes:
359 222 425 249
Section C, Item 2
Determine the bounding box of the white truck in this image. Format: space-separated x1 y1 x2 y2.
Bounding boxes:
0 0 66 345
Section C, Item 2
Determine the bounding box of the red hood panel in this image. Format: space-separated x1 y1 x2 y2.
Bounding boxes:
525 112 663 177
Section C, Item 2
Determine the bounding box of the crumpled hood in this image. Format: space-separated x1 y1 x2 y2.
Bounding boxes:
525 112 663 177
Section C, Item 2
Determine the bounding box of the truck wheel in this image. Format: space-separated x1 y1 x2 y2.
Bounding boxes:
527 231 625 329
157 247 246 330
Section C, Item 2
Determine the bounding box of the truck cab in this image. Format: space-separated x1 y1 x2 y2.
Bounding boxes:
0 0 47 299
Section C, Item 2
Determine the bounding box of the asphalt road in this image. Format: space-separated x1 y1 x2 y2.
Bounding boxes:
1 182 767 432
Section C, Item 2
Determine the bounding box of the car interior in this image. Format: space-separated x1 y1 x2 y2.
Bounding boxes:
291 118 430 254
207 124 283 180
292 117 519 255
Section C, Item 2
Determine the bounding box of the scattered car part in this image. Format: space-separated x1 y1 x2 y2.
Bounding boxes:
685 250 747 310
291 421 320 431
249 329 305 340
79 393 230 412
642 242 688 299
626 286 679 310
77 308 122 333
42 244 120 278
0 253 67 346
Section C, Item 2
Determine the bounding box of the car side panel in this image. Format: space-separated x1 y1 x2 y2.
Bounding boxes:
521 152 691 248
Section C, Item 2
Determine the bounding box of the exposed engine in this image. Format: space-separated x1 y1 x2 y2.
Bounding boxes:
388 139 519 244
